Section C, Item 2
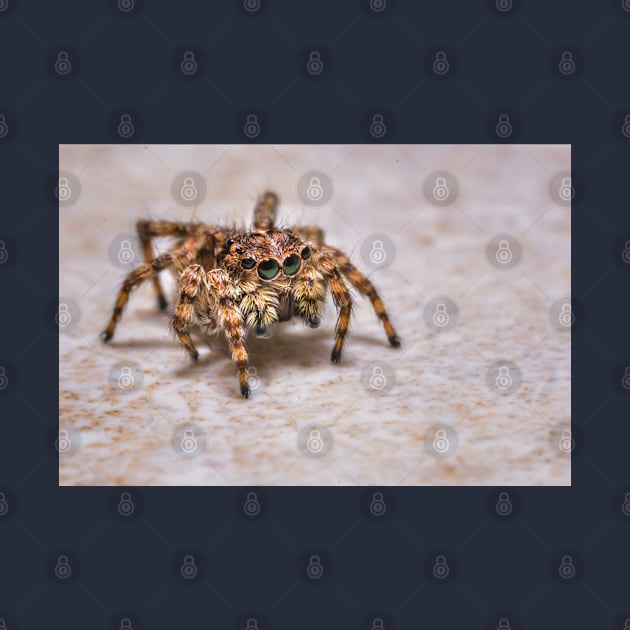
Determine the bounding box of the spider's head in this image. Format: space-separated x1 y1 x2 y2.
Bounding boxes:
222 230 312 283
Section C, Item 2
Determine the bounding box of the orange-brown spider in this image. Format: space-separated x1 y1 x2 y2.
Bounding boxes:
101 192 400 398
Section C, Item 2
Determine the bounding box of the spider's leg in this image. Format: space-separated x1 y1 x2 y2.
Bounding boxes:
135 220 220 308
206 269 251 399
171 263 208 361
327 246 401 348
101 242 199 342
252 191 278 231
327 269 353 363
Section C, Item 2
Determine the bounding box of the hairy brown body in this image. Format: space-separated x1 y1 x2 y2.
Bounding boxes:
102 191 400 398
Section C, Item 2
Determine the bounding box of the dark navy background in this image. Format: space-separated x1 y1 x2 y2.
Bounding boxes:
1 0 629 628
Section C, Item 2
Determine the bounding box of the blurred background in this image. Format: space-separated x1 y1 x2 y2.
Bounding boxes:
59 144 570 485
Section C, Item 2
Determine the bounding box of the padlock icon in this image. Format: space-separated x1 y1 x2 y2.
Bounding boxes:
243 0 261 11
370 366 386 390
0 492 8 516
118 0 134 12
247 367 260 390
0 366 7 390
622 114 630 139
432 429 450 454
624 618 630 630
369 0 386 12
624 0 630 12
0 619 5 630
0 241 7 264
181 50 198 76
432 554 449 579
432 50 449 76
56 176 72 202
56 302 72 328
623 366 630 390
558 554 575 579
243 113 261 138
558 303 573 328
54 51 72 76
495 0 512 12
558 176 573 202
117 491 134 516
54 554 72 579
245 618 259 630
306 51 323 75
497 618 511 630
495 491 512 516
306 428 323 453
118 366 134 390
0 114 7 138
622 241 630 265
558 51 575 76
306 176 324 202
621 492 630 516
180 177 198 202
181 554 198 579
118 114 135 138
56 429 72 454
306 554 323 579
181 428 198 453
558 429 573 454
432 303 449 328
243 492 261 516
495 239 513 265
118 240 134 264
370 114 386 138
495 366 512 391
495 113 512 138
369 491 386 516
119 618 134 630
432 176 450 201
370 618 385 630
369 239 387 265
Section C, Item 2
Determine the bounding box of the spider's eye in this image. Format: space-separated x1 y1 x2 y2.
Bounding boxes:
241 257 256 270
283 254 301 276
257 258 280 280
301 246 311 260
225 238 235 249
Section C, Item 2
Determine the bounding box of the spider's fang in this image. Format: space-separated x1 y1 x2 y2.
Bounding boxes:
255 324 268 338
158 297 168 310
307 316 320 329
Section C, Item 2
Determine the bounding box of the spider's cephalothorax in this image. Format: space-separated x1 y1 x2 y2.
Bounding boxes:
102 191 400 398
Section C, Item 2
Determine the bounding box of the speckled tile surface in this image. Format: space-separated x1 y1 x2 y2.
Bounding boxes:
59 144 570 486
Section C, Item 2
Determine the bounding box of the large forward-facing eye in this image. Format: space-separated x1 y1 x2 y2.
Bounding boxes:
241 257 256 270
301 246 311 260
257 258 280 280
283 254 301 276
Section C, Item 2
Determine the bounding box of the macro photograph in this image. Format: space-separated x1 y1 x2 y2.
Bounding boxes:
58 143 570 486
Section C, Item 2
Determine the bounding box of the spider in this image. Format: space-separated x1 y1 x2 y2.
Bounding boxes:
101 191 400 398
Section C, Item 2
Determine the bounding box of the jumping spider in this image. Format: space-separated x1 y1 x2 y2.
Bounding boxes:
102 191 400 398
